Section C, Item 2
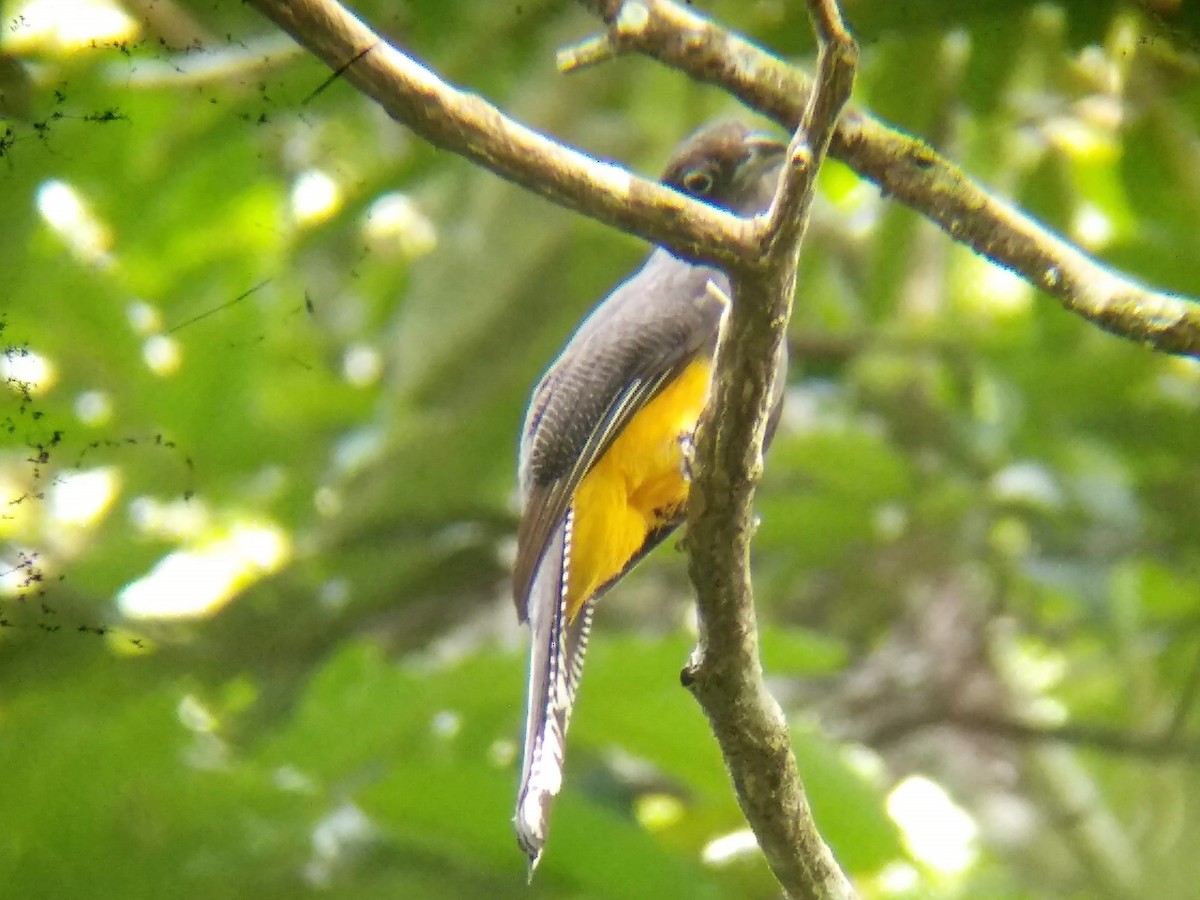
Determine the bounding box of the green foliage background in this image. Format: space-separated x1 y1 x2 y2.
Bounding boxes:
2 0 1199 897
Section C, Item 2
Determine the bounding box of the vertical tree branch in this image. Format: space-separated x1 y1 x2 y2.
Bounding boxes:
681 3 858 898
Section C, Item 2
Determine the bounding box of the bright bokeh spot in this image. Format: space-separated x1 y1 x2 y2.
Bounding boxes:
990 461 1064 510
3 0 139 54
1156 354 1200 408
304 802 377 890
488 738 517 768
1072 202 1114 250
117 520 292 619
130 495 210 541
143 334 182 376
126 300 163 336
342 343 382 387
957 254 1032 318
35 179 113 265
430 710 461 740
1004 637 1067 696
74 390 113 425
887 775 979 875
362 192 438 259
49 467 119 527
177 693 219 734
874 860 921 894
633 792 684 832
701 828 758 866
1 347 56 395
1041 116 1117 163
291 170 342 226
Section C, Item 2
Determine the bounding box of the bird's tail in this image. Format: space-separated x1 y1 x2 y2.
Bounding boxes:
514 505 594 873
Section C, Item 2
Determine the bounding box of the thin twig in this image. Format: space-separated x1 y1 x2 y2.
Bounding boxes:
867 709 1200 762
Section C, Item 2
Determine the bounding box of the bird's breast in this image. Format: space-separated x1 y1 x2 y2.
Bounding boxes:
565 358 713 618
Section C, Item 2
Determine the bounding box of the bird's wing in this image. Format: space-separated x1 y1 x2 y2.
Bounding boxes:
512 363 681 620
513 256 730 621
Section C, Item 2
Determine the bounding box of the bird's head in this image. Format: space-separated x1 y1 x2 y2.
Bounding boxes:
661 120 786 214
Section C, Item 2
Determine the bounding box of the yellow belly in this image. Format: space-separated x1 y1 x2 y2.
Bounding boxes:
565 359 712 619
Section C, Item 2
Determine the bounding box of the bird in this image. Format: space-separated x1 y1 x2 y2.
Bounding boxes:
512 120 788 871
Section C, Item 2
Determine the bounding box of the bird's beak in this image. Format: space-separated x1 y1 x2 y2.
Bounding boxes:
733 132 787 200
745 132 788 162
742 132 787 177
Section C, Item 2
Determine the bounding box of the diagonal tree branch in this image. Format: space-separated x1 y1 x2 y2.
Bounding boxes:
251 0 1200 356
573 0 1200 358
680 2 858 897
246 0 760 273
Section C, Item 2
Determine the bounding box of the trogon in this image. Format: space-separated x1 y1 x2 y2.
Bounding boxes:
512 120 788 868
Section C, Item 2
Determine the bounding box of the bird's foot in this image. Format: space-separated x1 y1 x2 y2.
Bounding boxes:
678 432 696 481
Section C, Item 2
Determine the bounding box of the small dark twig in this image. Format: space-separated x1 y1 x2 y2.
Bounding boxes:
869 709 1200 762
166 279 271 334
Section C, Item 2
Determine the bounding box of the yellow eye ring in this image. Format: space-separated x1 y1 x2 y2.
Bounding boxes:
682 169 715 195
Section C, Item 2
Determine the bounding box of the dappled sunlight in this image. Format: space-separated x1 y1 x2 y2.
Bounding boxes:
955 252 1034 319
177 693 219 734
48 466 119 528
1040 115 1119 164
1000 639 1069 726
130 495 210 542
872 861 921 895
1 346 56 396
73 389 113 426
2 0 138 54
887 776 979 876
1071 202 1115 250
35 179 113 266
113 35 303 87
290 169 342 226
634 792 685 833
362 191 438 259
341 343 382 387
141 334 181 376
429 708 462 740
701 828 758 867
117 520 291 619
125 300 163 336
819 159 878 239
990 461 1065 510
304 802 378 890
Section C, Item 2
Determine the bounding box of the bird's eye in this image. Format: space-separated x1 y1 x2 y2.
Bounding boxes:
682 168 715 196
